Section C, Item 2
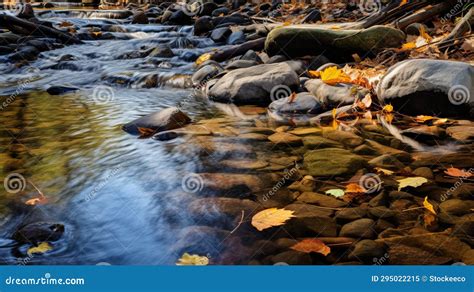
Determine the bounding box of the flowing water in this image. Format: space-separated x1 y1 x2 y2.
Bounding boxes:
0 11 249 265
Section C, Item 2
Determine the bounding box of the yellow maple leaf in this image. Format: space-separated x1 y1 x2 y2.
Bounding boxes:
397 177 428 191
27 242 52 256
320 66 351 85
423 196 436 215
195 53 212 66
176 253 209 265
251 208 295 231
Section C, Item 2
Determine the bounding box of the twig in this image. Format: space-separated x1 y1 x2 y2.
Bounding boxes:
230 210 245 234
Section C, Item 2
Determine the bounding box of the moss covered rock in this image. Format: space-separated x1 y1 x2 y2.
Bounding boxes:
265 25 405 60
303 148 366 176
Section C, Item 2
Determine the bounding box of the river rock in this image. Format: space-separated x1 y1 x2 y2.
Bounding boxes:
304 148 366 177
348 239 386 262
265 25 405 60
225 60 259 70
148 45 174 58
340 218 376 239
268 92 323 115
192 64 223 86
335 207 367 221
302 136 342 149
212 7 229 17
322 130 364 147
194 16 214 35
13 222 65 244
46 86 79 95
439 199 474 216
301 8 322 23
283 203 338 237
122 107 191 135
168 10 193 25
131 11 149 24
208 62 300 105
198 2 218 16
446 125 474 141
210 27 232 43
297 192 347 208
376 59 474 116
227 31 246 45
268 132 303 145
305 79 369 107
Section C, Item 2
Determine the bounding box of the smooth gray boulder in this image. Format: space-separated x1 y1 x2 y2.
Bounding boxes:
305 79 369 107
268 92 323 114
377 59 474 116
208 62 300 105
122 107 191 135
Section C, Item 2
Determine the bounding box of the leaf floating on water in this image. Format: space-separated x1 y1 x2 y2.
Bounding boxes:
291 238 331 256
251 208 295 231
397 177 428 191
25 196 48 206
25 180 48 206
176 253 209 266
444 167 473 178
325 189 345 198
423 196 436 215
27 242 52 256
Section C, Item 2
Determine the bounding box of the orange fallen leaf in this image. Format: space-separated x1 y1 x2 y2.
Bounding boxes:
444 167 473 178
399 0 408 7
423 213 436 228
345 183 365 193
307 70 321 78
25 196 48 206
291 238 331 256
401 41 416 51
137 127 156 138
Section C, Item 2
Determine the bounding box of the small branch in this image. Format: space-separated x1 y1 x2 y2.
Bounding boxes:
230 210 245 234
